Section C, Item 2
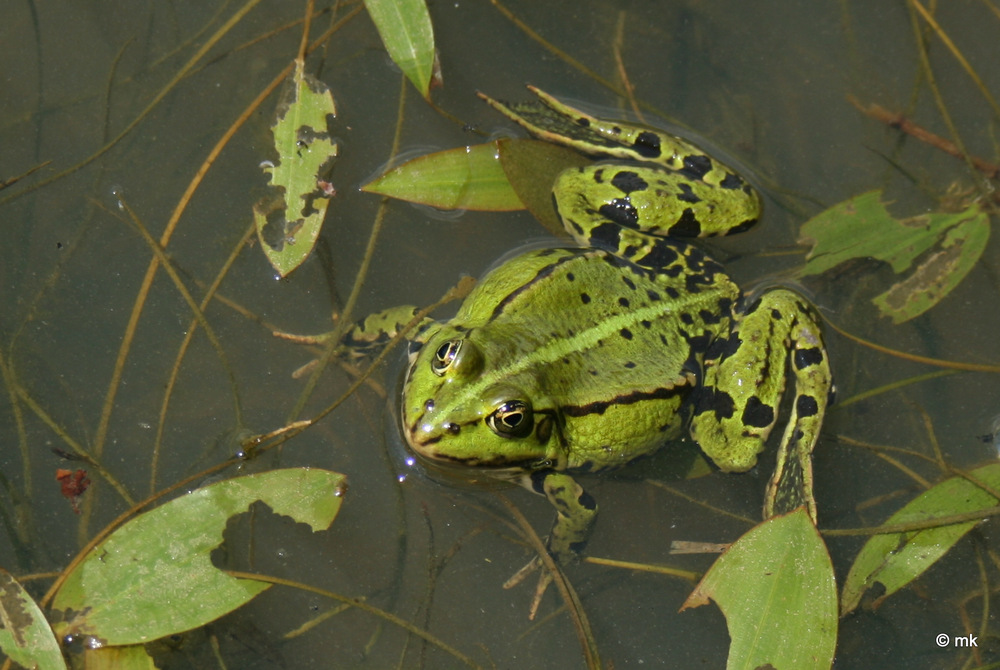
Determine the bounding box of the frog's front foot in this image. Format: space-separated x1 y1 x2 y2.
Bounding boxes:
503 555 554 620
504 470 598 617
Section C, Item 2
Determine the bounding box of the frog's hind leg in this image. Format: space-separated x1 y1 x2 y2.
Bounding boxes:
554 163 760 250
689 289 832 522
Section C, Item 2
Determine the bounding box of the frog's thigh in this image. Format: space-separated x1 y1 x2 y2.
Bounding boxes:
530 470 598 563
554 164 699 248
690 289 831 480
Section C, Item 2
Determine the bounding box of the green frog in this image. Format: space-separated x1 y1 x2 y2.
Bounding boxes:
335 87 832 613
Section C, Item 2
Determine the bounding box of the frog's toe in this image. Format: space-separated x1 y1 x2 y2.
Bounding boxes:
503 555 555 620
526 572 555 620
503 554 541 590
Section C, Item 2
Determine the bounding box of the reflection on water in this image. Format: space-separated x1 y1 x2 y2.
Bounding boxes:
2 1 999 667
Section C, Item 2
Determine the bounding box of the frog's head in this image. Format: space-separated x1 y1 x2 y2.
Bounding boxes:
401 327 561 474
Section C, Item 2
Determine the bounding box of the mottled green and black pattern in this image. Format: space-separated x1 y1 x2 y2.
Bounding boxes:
330 87 832 615
480 86 760 238
402 245 724 472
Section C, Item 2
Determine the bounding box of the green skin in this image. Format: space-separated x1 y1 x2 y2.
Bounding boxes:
340 87 833 608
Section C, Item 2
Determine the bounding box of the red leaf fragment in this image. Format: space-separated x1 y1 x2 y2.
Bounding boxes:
56 468 91 514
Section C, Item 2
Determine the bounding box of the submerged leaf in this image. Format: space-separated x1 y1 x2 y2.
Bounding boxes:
797 190 988 322
51 468 346 646
362 141 524 211
254 59 338 277
681 509 837 670
363 0 438 97
495 137 589 238
80 645 157 669
841 463 1000 615
0 568 67 670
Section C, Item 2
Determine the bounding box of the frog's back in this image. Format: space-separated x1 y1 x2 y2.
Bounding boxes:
456 245 738 467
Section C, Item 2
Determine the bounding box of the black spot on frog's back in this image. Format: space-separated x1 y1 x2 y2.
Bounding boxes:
599 199 640 229
694 387 735 420
794 347 825 370
719 172 745 190
679 154 713 181
633 131 662 158
670 209 702 237
676 182 702 204
636 242 679 269
741 396 775 429
611 170 649 193
796 394 820 418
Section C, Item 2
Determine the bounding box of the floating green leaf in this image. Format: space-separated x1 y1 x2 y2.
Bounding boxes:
362 141 524 211
681 509 837 670
0 567 67 670
363 0 438 98
495 137 590 237
253 59 338 277
51 468 346 646
841 463 1000 615
797 190 989 323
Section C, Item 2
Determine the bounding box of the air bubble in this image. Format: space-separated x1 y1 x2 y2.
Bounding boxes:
109 185 125 210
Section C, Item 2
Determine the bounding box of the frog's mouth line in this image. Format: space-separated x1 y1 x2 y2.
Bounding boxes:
403 418 558 472
407 444 544 472
400 452 529 489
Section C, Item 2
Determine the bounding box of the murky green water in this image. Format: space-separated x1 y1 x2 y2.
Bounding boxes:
3 1 999 667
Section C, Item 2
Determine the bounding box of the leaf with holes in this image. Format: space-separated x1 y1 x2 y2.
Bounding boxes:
797 190 988 323
50 468 346 646
253 59 338 277
0 568 67 670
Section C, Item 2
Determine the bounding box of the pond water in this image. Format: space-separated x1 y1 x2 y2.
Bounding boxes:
2 0 1000 667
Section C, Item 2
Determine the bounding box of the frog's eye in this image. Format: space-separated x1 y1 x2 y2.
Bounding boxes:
431 340 461 375
487 400 533 438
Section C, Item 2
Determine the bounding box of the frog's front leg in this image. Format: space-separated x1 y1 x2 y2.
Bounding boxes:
277 305 435 358
504 469 598 618
338 306 437 357
690 289 832 521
